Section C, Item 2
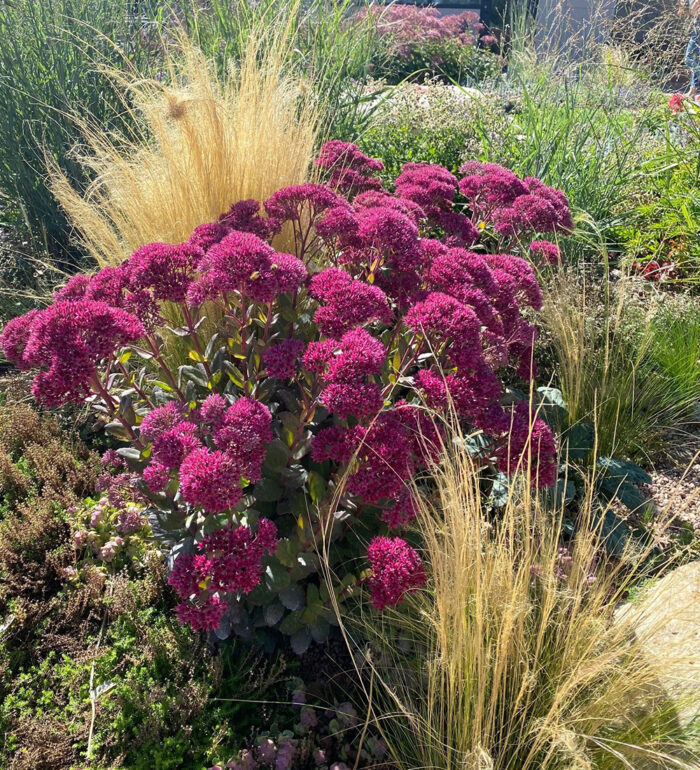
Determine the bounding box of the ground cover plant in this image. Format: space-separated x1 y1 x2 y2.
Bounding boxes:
0 398 297 769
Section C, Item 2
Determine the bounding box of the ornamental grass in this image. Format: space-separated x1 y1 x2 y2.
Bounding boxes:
48 24 319 266
350 422 700 770
542 269 700 463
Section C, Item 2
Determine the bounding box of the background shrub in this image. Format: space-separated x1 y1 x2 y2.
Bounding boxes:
358 5 501 85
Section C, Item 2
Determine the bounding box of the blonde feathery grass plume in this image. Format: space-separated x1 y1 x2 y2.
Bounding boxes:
326 410 700 770
48 11 319 266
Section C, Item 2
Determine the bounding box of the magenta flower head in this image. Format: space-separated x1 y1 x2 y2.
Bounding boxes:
435 210 480 247
524 178 573 232
326 327 386 382
484 255 542 310
316 140 384 196
405 292 481 357
315 204 360 244
218 198 281 240
321 381 384 420
187 230 306 305
354 189 426 225
367 536 426 609
188 221 230 252
311 424 363 464
529 240 561 266
126 241 203 303
308 327 387 419
317 140 384 174
151 421 201 469
16 300 144 407
458 161 528 212
493 195 558 236
53 265 130 309
263 338 305 380
346 411 414 503
0 309 39 370
394 162 457 217
212 397 272 483
175 594 227 632
179 448 245 513
310 267 392 337
139 401 184 441
264 183 344 225
53 273 91 302
196 519 278 594
355 205 422 271
489 177 573 237
197 393 228 425
428 248 497 297
142 461 171 492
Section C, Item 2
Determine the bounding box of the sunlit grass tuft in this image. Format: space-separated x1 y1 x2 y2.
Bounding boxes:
341 418 699 769
541 269 700 463
48 19 319 265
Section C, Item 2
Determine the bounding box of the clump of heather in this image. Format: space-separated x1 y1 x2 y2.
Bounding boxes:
0 142 570 650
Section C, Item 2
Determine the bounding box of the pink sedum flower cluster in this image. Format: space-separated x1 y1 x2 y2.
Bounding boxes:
169 519 278 631
359 5 485 51
458 161 573 237
1 141 569 629
367 536 426 609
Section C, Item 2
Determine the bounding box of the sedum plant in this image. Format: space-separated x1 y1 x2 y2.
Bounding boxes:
357 5 501 85
0 143 570 652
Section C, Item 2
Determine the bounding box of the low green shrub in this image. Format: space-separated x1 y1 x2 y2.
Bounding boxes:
358 81 506 177
615 152 700 283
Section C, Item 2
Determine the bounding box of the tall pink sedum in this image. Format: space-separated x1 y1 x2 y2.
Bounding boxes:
1 143 570 641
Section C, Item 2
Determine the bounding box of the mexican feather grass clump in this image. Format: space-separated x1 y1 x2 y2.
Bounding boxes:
48 23 319 266
541 269 700 462
349 422 699 770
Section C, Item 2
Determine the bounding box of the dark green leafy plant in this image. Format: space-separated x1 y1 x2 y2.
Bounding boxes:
533 385 656 557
